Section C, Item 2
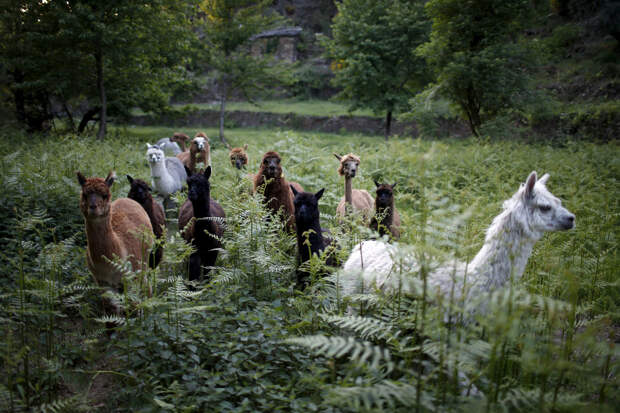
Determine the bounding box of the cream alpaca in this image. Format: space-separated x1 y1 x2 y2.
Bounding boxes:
334 153 374 220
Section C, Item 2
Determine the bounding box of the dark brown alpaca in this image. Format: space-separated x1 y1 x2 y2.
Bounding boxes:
127 175 165 268
253 151 303 230
178 166 226 281
369 181 401 240
77 171 154 302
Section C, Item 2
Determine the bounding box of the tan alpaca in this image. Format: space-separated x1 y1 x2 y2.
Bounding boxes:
227 143 249 169
170 132 190 152
334 153 374 220
77 171 153 290
176 132 211 173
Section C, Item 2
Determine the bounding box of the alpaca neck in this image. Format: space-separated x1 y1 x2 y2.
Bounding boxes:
150 160 170 178
345 177 352 205
297 220 325 262
85 215 122 259
377 203 394 225
191 197 211 219
467 208 541 295
180 141 187 151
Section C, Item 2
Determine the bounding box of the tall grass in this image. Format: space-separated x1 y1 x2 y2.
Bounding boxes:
0 126 617 411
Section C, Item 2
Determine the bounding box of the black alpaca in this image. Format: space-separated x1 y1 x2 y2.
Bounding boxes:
127 175 165 268
291 185 335 289
178 166 226 281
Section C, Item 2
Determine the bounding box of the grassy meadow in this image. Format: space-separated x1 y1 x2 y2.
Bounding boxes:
0 125 618 412
132 100 381 118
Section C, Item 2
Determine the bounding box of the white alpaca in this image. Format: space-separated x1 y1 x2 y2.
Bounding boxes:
340 172 575 308
146 143 187 203
156 137 182 155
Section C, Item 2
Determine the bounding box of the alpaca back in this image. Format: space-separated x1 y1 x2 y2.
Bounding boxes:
156 137 182 155
178 199 225 243
86 198 153 288
110 198 153 267
336 189 374 218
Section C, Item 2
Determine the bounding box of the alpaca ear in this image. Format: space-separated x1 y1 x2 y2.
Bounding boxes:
333 153 342 161
105 171 116 187
290 184 299 196
76 171 86 187
126 174 134 184
539 173 550 185
225 143 232 150
204 165 212 180
243 144 248 150
315 188 325 200
184 165 192 177
374 180 380 187
146 143 152 149
524 171 537 200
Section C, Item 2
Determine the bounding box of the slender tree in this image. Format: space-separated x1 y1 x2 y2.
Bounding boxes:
198 0 291 145
322 0 430 140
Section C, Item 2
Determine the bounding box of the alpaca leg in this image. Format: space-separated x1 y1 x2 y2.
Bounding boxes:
201 250 219 279
188 252 201 282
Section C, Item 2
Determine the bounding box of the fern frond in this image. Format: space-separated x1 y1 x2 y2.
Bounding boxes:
327 380 434 411
322 314 395 341
94 314 126 326
286 335 392 370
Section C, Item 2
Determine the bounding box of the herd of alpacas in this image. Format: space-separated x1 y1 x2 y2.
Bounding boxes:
77 131 575 315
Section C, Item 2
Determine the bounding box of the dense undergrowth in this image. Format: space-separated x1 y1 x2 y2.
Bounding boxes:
0 126 617 412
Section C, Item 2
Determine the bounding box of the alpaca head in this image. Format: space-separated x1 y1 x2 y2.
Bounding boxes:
373 181 396 209
77 171 115 220
170 132 190 145
186 165 212 204
146 144 164 164
334 153 361 178
508 171 575 237
291 185 324 226
126 175 152 205
260 151 283 179
192 132 209 152
228 144 249 169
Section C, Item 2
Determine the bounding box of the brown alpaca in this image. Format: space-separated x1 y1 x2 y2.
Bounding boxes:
127 175 166 267
334 153 374 220
176 132 211 173
253 151 303 230
369 182 401 240
227 143 249 169
77 171 153 291
170 132 190 152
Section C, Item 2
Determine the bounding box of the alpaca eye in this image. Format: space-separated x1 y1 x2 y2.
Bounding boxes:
539 205 551 212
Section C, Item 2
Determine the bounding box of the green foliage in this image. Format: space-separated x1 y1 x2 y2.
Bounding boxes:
322 0 430 136
0 0 196 134
0 126 617 411
419 0 535 136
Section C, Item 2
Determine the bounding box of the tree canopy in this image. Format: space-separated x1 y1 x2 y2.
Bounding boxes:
418 0 534 136
0 0 195 137
322 0 430 139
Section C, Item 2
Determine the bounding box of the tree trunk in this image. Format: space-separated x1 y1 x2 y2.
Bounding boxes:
12 70 26 125
385 110 392 140
218 90 230 147
61 99 76 132
95 48 107 140
78 107 102 134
